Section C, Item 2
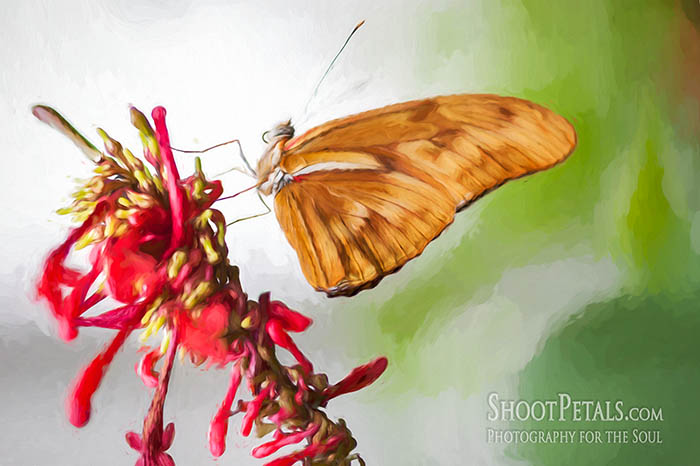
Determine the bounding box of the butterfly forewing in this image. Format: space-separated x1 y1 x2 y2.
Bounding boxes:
274 94 577 296
274 169 456 295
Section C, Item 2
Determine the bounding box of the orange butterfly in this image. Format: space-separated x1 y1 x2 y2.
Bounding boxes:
254 94 576 297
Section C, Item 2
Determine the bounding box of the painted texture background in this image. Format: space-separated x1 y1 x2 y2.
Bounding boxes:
1 0 699 464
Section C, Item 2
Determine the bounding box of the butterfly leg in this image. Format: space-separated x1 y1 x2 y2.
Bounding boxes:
170 139 257 177
226 191 272 226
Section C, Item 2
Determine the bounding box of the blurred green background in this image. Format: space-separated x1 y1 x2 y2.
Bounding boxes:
321 1 700 464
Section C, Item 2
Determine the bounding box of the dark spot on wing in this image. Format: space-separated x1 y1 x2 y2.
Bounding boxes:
409 100 439 122
499 106 514 119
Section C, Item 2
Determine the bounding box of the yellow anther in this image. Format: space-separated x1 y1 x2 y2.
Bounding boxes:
141 308 156 326
75 225 104 250
134 170 151 191
139 311 165 343
117 196 133 208
74 235 92 251
160 330 171 354
241 316 253 329
215 220 226 247
114 222 129 237
199 235 220 264
94 163 116 176
138 133 158 161
75 199 96 210
131 108 160 162
72 188 88 200
104 215 119 237
73 210 91 223
167 250 188 279
152 175 165 195
196 209 213 229
133 277 145 296
143 295 164 320
139 326 152 343
193 179 205 199
153 315 166 333
115 208 134 219
142 165 153 180
96 128 124 162
88 177 105 194
141 167 155 191
123 147 138 167
183 281 212 309
126 191 154 209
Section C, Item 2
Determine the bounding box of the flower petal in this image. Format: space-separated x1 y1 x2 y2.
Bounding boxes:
104 235 160 303
262 435 343 466
162 422 176 450
67 327 131 427
241 384 273 437
208 363 242 457
37 203 108 341
322 357 388 403
269 300 312 332
252 423 320 458
74 302 145 330
125 431 142 451
136 349 161 388
265 319 313 375
156 453 175 466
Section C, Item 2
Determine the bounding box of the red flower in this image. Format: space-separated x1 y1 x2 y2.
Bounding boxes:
33 104 388 466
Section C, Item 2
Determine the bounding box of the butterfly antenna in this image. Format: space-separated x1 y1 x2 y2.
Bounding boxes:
170 139 257 177
302 20 365 117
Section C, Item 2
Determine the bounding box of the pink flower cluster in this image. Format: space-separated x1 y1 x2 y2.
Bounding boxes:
33 105 387 465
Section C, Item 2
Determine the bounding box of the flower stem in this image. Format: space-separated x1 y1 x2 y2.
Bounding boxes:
142 320 180 463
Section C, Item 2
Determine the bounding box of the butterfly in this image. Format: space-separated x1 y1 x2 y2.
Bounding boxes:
254 93 576 297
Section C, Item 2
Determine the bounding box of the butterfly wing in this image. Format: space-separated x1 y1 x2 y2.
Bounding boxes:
274 94 577 296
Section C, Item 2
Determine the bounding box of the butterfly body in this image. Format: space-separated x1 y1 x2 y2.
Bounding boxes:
256 94 577 297
257 122 295 195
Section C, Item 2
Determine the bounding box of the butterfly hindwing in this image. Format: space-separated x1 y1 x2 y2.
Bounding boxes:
274 94 577 296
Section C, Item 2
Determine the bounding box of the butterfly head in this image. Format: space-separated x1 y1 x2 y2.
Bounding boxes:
257 121 295 195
